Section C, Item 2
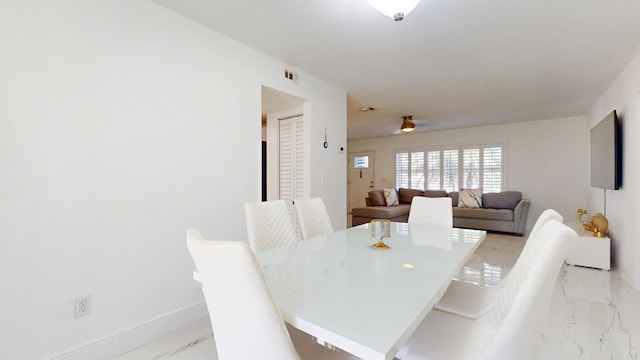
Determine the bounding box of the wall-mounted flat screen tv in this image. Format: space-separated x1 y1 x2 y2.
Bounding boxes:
590 110 621 190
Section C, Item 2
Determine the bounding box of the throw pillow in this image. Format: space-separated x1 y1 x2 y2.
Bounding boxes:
458 188 483 208
483 191 522 209
398 188 425 204
383 188 399 206
368 190 387 206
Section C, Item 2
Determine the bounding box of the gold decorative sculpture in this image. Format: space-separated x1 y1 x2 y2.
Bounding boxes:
591 213 608 237
582 213 608 237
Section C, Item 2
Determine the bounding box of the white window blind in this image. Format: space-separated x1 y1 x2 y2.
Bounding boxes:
427 150 440 190
463 148 480 189
395 152 425 189
483 146 502 193
396 144 504 193
410 152 425 190
396 153 409 188
443 149 459 193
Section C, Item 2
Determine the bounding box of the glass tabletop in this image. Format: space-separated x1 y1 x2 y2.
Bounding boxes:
256 222 486 360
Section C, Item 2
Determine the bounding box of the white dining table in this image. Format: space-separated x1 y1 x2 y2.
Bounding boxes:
255 222 486 360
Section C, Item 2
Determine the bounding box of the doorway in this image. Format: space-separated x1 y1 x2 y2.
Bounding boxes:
348 151 375 215
261 86 306 200
261 86 306 235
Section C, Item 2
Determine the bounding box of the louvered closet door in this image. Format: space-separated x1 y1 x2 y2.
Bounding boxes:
279 116 305 238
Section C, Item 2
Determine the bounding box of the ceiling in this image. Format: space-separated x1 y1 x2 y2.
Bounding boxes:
156 0 640 140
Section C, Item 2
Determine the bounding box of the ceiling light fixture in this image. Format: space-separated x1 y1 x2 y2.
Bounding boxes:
400 115 415 133
367 0 420 21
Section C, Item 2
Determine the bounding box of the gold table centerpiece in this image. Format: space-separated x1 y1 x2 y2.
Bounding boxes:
371 219 391 249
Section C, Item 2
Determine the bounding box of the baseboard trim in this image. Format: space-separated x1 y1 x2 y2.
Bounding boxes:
619 266 640 290
46 301 207 360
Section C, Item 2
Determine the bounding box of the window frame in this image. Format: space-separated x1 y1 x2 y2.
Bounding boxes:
395 150 425 189
394 143 505 193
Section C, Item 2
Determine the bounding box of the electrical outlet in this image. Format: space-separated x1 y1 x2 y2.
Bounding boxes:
74 295 91 318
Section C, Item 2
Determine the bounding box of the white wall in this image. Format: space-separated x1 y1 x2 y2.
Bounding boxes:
588 49 640 288
347 116 588 231
0 1 346 358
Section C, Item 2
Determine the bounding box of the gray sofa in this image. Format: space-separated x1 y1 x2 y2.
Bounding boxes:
351 188 530 235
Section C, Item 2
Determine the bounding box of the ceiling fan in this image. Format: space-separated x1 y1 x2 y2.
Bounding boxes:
394 115 428 134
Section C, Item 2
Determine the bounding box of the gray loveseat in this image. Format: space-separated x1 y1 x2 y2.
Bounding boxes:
351 188 530 235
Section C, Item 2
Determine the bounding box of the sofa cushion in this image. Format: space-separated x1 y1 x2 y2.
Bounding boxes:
383 188 399 206
449 191 459 207
352 204 411 219
368 190 387 206
453 207 514 221
482 191 522 210
459 189 483 208
398 188 425 204
423 190 448 198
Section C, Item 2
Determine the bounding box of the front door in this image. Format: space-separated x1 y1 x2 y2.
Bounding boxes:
348 151 374 214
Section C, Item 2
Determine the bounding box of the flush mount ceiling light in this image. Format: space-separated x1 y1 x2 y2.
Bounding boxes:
367 0 420 21
360 106 377 112
400 115 415 132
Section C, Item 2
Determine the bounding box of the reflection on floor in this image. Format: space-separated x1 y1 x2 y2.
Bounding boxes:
109 233 640 360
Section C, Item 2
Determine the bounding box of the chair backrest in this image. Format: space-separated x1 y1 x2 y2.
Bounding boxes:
295 198 334 240
245 200 297 252
186 229 300 360
478 220 576 360
496 209 563 292
407 196 453 227
528 208 563 241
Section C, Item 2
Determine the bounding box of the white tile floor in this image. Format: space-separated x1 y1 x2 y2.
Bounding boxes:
109 233 640 360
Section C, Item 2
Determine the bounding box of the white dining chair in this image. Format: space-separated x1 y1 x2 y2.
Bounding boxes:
186 229 300 360
435 209 563 319
407 196 453 227
187 229 359 360
295 198 334 240
245 199 297 252
396 219 576 360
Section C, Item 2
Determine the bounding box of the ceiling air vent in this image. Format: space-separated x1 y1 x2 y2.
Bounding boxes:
284 69 297 83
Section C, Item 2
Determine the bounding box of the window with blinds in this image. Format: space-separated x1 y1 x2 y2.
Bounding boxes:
427 151 440 190
483 146 502 193
396 152 425 189
396 144 504 193
463 148 480 189
443 149 459 193
410 152 425 190
396 153 409 188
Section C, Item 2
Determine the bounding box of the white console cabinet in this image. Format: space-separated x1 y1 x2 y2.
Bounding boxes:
565 223 610 270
